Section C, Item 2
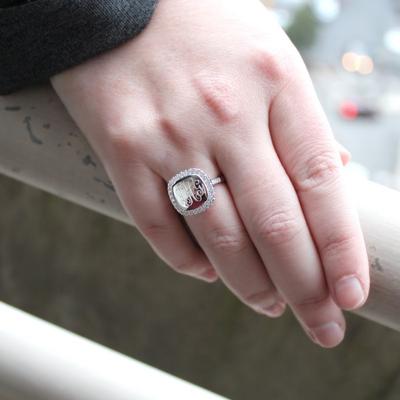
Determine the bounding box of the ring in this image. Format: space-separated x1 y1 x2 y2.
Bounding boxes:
167 168 225 216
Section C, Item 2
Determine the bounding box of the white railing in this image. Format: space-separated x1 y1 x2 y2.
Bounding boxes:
0 302 228 400
1 84 400 396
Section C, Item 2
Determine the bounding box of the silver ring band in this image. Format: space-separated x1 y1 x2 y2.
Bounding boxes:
167 168 225 216
211 176 225 186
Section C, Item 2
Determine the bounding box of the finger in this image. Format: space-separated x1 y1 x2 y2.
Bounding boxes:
116 166 218 283
270 70 369 311
160 155 286 318
216 132 345 348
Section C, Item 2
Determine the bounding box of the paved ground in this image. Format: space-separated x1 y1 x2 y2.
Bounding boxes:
1 174 400 400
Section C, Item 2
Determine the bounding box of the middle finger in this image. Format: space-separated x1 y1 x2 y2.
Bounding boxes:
216 131 346 348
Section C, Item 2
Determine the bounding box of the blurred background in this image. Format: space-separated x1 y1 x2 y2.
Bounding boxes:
266 0 400 188
1 0 400 399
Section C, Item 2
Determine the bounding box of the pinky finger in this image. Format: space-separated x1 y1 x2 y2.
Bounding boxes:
121 169 218 283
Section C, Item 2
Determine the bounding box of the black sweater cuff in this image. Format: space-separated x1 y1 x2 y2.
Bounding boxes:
0 0 158 94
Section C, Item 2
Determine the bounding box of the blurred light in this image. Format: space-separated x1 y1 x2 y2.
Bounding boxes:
358 55 374 74
312 0 340 23
381 94 400 115
271 9 293 29
384 28 400 54
342 52 358 72
340 101 359 119
341 52 374 74
274 0 306 7
262 0 275 7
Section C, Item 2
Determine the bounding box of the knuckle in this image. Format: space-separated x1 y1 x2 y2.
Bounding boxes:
99 108 134 140
293 152 342 193
322 231 357 258
157 115 190 149
192 72 242 126
293 292 330 310
204 225 249 255
255 209 302 245
141 222 170 241
249 46 290 86
99 111 155 164
105 125 145 166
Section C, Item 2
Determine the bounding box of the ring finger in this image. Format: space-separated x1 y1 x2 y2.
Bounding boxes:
160 154 286 318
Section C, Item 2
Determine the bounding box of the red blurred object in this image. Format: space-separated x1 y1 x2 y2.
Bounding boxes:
340 101 358 119
339 100 377 120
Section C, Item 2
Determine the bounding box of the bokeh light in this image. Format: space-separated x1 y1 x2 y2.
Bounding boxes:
342 52 374 74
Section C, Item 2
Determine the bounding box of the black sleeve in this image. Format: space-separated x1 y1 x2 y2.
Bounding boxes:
0 0 158 94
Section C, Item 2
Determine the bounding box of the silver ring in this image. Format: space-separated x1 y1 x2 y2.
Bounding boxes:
167 168 225 216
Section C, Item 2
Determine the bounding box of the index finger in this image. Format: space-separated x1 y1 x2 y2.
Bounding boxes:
270 65 369 311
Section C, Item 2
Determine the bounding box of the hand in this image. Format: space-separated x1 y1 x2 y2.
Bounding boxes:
50 0 369 348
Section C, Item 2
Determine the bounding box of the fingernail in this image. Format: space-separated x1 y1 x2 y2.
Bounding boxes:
199 269 218 282
262 301 286 318
309 322 344 348
337 143 352 165
335 275 365 310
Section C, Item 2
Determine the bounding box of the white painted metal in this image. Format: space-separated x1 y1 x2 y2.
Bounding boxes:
0 84 400 333
0 85 126 224
0 302 228 400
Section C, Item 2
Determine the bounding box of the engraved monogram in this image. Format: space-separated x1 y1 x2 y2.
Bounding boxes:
168 168 218 216
173 176 208 210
